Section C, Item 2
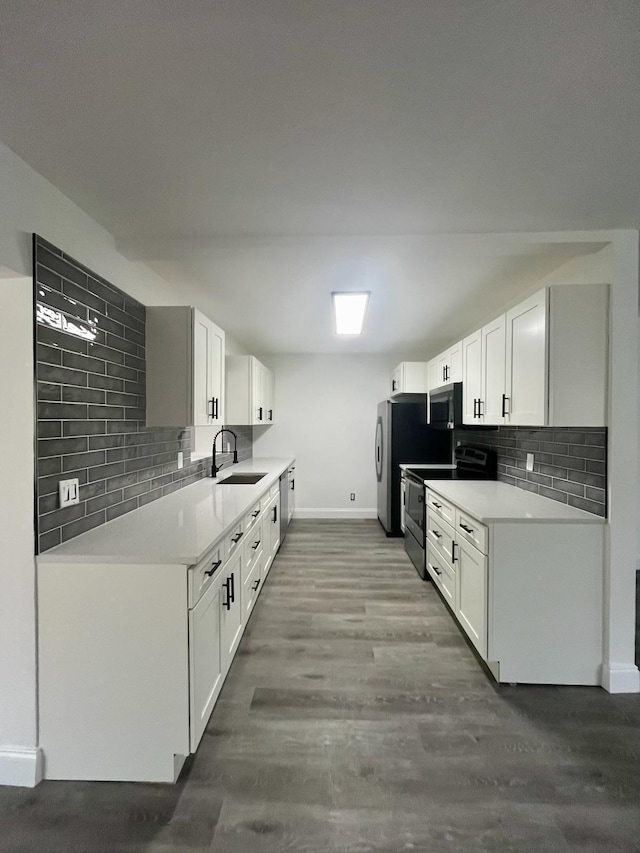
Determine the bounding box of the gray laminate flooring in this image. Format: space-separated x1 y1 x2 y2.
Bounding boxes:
2 519 640 852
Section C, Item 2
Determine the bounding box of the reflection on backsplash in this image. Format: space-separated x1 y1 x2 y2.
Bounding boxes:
455 425 607 517
33 235 253 553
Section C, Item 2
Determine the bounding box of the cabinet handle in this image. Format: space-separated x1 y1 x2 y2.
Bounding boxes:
392 379 397 391
222 578 231 610
251 509 260 518
252 579 260 591
501 394 509 417
268 409 273 421
208 398 215 418
290 479 295 491
252 539 261 551
258 406 263 421
231 531 244 545
460 523 474 534
451 541 458 563
272 505 278 523
432 501 442 509
431 530 442 539
205 559 222 577
428 562 441 577
230 571 235 603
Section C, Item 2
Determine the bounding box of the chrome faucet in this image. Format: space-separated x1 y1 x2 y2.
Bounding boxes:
211 428 238 478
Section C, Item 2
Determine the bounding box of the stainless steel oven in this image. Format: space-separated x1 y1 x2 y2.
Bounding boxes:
404 472 427 577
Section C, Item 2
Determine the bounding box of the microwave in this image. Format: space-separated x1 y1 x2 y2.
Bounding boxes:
429 382 463 430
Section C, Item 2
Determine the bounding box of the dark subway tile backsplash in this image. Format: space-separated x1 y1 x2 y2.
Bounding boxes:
34 236 253 553
455 426 607 517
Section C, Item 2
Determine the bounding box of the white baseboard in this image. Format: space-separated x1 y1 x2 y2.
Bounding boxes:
0 747 43 787
294 508 378 520
601 663 640 694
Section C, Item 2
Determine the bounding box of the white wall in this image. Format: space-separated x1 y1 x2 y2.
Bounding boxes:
253 354 395 516
0 143 196 784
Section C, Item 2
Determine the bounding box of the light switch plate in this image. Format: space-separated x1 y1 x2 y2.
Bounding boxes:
59 478 80 508
177 451 184 469
526 453 534 472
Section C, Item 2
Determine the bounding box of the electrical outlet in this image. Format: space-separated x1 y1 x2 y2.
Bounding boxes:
59 478 80 508
526 453 534 472
350 493 355 501
177 451 184 469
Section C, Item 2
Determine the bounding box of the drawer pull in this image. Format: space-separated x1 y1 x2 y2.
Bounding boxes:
205 559 222 577
252 539 261 551
459 523 474 534
252 579 260 591
428 562 441 577
231 531 244 545
222 578 232 610
452 541 458 563
251 509 260 519
430 530 442 539
432 501 442 509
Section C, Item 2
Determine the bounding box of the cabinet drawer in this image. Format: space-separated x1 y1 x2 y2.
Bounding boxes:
188 541 224 607
260 488 274 513
426 543 456 610
426 509 455 566
426 490 455 526
244 501 262 533
225 519 245 560
455 509 488 555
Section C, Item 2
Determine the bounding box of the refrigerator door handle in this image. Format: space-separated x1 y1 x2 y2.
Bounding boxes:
375 417 383 483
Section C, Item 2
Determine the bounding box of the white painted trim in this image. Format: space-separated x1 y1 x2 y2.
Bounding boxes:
601 664 640 694
294 508 378 520
0 747 43 787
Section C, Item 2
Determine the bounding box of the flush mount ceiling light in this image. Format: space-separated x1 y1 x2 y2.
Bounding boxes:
332 291 370 335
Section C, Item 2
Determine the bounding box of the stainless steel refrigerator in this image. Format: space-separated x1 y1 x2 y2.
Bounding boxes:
375 399 452 536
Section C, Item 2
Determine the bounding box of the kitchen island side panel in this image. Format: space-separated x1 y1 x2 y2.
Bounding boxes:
38 561 190 782
488 522 604 685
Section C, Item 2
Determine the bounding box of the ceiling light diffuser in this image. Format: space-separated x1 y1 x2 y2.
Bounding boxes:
332 291 370 335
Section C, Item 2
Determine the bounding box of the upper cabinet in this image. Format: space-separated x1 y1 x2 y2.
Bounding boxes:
461 284 609 427
390 362 430 397
146 307 225 428
227 356 276 425
428 341 463 391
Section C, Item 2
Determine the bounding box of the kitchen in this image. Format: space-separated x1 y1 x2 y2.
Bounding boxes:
1 2 640 850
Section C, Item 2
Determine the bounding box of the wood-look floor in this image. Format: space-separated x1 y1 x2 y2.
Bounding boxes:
2 519 640 852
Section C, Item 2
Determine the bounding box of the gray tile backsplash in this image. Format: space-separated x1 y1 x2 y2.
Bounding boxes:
455 426 607 517
34 235 252 553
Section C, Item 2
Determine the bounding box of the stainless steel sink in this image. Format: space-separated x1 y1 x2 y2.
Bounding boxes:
217 473 267 485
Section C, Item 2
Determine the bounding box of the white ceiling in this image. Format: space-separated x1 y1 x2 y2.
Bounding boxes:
0 1 638 353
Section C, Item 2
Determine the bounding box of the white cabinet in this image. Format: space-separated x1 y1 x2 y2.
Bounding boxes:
264 492 280 575
455 537 488 659
220 548 243 671
188 573 223 751
427 358 439 391
504 284 609 427
390 362 430 397
146 306 225 428
425 485 604 686
288 464 296 522
226 355 275 426
462 316 506 426
429 341 462 390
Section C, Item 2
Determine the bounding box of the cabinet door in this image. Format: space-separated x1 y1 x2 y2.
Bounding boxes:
481 315 506 425
193 310 225 426
264 367 275 423
250 357 264 424
462 330 482 424
448 341 463 383
436 352 449 386
390 365 402 396
189 579 223 751
288 467 296 522
505 290 547 426
455 538 487 659
209 321 225 425
220 550 243 673
427 358 439 391
265 495 280 574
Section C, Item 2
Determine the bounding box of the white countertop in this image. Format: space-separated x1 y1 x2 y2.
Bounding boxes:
422 479 604 525
399 463 456 471
38 457 294 566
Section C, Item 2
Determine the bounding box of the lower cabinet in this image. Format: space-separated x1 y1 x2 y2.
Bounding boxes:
425 487 604 686
38 478 285 783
